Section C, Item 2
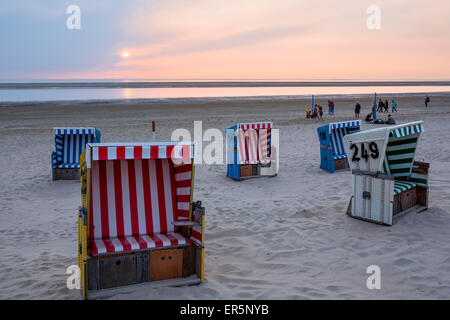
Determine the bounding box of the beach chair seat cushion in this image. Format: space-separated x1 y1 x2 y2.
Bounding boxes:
393 181 416 195
88 232 191 255
333 154 347 160
54 163 80 168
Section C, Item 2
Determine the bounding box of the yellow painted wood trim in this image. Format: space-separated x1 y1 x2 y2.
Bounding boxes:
188 162 195 221
201 214 205 282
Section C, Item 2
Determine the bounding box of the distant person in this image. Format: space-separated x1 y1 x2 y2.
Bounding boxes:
386 114 396 124
377 99 384 113
392 100 398 112
365 112 373 123
384 100 389 113
328 100 332 114
425 95 430 107
355 101 361 119
313 104 318 118
306 108 311 118
318 105 324 121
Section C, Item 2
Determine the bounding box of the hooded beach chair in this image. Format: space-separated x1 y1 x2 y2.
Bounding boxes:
226 121 278 180
77 142 205 299
52 127 101 180
343 121 429 225
317 120 361 173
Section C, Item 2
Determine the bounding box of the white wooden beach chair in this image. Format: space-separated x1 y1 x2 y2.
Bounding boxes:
77 142 205 299
343 121 429 225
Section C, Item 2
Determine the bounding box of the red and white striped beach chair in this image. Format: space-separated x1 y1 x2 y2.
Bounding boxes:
78 142 205 299
226 121 278 180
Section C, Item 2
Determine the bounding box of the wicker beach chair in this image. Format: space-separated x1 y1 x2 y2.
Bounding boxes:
51 127 101 180
226 121 278 180
77 142 205 299
343 121 429 225
317 120 361 173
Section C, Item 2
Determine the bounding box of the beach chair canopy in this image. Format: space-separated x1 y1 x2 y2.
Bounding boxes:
226 121 272 165
343 121 424 178
53 127 100 168
318 120 361 160
83 142 196 255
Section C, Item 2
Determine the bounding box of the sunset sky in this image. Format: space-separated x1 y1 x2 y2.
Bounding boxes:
1 0 449 80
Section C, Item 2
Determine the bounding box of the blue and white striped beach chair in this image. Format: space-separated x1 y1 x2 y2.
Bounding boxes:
343 121 429 225
317 120 361 173
52 128 101 180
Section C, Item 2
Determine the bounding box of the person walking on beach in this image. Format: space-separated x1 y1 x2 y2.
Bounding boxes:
318 105 324 121
425 95 430 107
392 99 398 112
384 100 389 113
330 101 335 114
355 101 361 119
377 99 384 113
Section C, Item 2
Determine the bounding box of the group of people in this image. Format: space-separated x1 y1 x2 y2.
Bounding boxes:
376 99 398 113
306 94 431 125
306 100 336 121
305 104 324 121
354 97 398 124
364 112 396 125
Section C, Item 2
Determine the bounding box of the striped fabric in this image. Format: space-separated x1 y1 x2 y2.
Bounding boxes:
330 120 361 132
239 122 272 130
55 133 94 164
246 129 259 164
383 134 419 177
237 129 247 164
330 123 360 158
55 163 80 168
88 158 191 255
174 163 193 220
91 144 193 161
90 158 177 239
237 125 272 164
191 225 202 245
333 155 347 160
258 129 271 163
54 128 97 135
393 181 416 195
391 123 424 139
89 233 191 255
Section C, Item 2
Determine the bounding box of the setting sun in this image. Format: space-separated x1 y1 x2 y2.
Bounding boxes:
122 51 130 58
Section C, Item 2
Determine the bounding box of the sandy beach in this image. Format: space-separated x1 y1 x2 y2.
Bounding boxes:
0 93 449 300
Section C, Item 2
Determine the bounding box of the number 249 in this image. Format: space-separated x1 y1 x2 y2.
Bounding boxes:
350 142 379 162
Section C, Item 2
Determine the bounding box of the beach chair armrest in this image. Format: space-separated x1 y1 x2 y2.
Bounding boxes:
352 169 394 180
172 221 201 227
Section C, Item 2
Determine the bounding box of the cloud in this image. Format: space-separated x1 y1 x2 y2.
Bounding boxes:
1 0 450 79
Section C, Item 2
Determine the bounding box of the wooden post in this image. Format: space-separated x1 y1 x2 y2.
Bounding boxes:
152 121 156 140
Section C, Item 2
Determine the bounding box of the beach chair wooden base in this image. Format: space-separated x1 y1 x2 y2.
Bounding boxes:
231 163 277 181
53 167 80 180
234 173 278 181
334 158 350 171
87 274 202 300
346 184 429 226
85 244 202 299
